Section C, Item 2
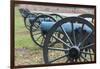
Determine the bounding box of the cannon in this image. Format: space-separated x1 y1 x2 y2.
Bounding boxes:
25 13 63 30
19 8 65 32
42 17 95 64
19 8 64 31
28 13 95 64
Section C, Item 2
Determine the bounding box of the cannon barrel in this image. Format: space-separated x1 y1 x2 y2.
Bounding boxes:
40 21 92 34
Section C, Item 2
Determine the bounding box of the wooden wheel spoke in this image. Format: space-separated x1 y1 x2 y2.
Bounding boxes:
40 37 44 45
33 32 41 36
48 47 69 51
79 32 93 47
80 43 95 50
52 35 71 48
66 58 70 63
81 51 95 55
36 35 42 41
60 26 74 46
49 54 68 63
71 23 76 45
78 57 82 62
89 49 93 61
80 55 88 62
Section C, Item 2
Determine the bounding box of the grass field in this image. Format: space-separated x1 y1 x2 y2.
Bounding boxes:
15 6 44 66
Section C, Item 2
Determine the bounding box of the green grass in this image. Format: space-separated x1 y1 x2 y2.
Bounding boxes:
15 6 43 66
15 7 40 50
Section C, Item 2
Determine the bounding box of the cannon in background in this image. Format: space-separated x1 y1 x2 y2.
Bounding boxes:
19 8 44 30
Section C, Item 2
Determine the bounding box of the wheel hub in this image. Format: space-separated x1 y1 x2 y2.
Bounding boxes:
68 46 80 59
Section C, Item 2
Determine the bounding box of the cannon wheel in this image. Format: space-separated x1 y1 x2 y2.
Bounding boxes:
78 14 94 23
50 14 63 21
24 13 37 30
30 14 56 48
43 17 95 64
